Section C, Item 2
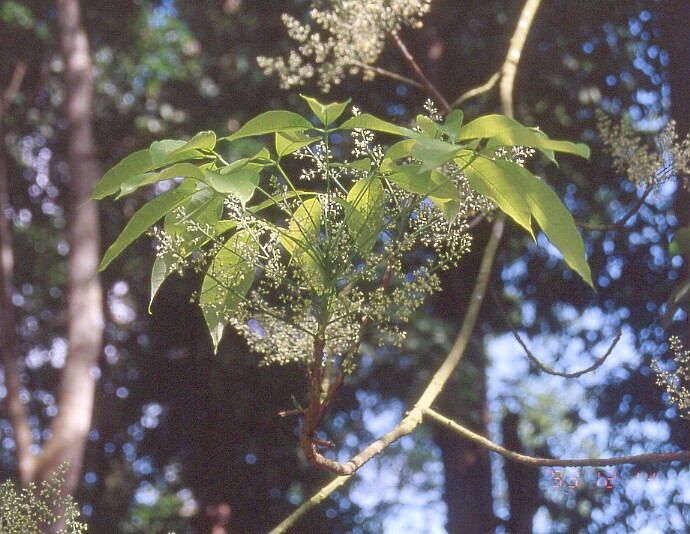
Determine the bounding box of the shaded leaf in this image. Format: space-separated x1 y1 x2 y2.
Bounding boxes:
99 187 193 271
436 109 464 140
200 231 258 351
94 149 153 199
118 162 205 198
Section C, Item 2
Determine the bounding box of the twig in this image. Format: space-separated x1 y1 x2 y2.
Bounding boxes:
451 71 501 107
349 59 422 88
490 285 621 378
424 408 690 467
576 182 653 231
391 29 452 114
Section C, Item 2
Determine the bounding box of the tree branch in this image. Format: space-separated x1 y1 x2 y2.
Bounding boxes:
349 59 423 88
499 0 543 119
451 71 501 108
391 29 452 114
424 408 690 467
490 285 621 378
576 182 653 231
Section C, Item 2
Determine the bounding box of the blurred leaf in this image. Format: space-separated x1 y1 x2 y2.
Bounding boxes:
670 227 690 256
662 279 690 328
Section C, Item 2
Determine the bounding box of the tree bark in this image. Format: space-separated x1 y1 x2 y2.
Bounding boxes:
34 0 104 504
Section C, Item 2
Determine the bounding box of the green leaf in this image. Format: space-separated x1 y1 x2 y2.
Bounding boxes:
117 162 205 198
150 183 226 306
281 197 322 257
339 114 416 137
484 126 590 161
300 95 351 126
436 109 464 140
456 114 524 141
275 131 318 157
670 227 690 256
490 159 593 287
94 149 153 199
99 187 193 271
346 176 384 253
383 139 416 162
347 158 372 172
167 131 216 157
662 279 690 328
387 165 461 221
200 231 258 351
225 111 314 141
455 154 533 237
205 165 261 208
415 115 439 137
412 137 464 170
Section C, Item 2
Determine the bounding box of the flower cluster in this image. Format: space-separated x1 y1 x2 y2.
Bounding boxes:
257 0 432 91
597 111 690 189
653 336 690 420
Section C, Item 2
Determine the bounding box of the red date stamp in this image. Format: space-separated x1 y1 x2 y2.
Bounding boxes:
544 467 657 491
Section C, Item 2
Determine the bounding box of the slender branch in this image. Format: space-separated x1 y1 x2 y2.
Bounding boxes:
576 182 653 231
416 215 505 409
499 0 543 118
451 71 501 108
391 29 452 114
490 285 621 378
1 61 27 111
424 408 690 467
349 59 422 88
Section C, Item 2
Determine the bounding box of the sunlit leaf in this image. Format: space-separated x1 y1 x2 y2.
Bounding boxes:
456 114 524 141
300 95 351 126
200 231 258 351
339 114 415 137
484 126 590 161
205 165 261 207
275 131 318 157
225 111 314 141
346 176 384 253
489 159 592 286
455 154 533 237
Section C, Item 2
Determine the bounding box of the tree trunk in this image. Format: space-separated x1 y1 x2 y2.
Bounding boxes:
35 0 104 502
